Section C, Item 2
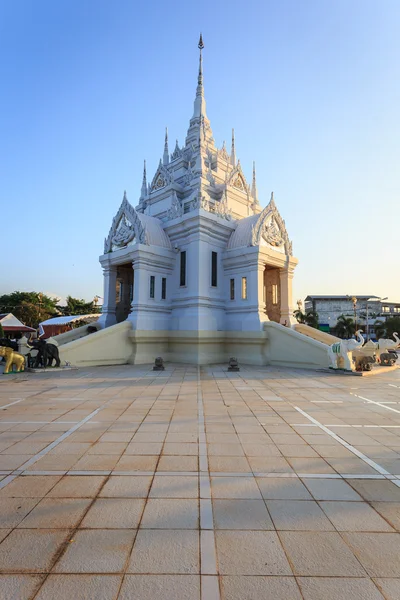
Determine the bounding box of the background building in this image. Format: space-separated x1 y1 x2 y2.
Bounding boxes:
304 295 400 339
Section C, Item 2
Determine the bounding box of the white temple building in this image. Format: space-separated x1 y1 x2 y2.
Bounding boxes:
98 37 297 333
57 37 331 368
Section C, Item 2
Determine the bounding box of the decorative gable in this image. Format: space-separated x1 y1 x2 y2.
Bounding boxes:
226 162 249 194
251 193 293 255
104 192 147 253
150 161 173 191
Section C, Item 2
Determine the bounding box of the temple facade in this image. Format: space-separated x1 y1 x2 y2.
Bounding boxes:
98 37 298 343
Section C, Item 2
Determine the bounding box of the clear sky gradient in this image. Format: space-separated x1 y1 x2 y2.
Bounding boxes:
1 0 399 305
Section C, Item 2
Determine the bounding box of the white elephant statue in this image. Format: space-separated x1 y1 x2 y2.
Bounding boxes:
328 330 364 371
374 333 399 362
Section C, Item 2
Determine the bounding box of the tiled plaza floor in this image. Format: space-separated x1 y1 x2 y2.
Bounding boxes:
0 363 400 599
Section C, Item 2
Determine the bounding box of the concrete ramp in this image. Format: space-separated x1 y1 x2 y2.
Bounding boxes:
294 323 340 345
58 321 132 367
264 322 330 369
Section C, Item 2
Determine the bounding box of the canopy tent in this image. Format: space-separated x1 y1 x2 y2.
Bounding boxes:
38 314 100 338
0 313 36 334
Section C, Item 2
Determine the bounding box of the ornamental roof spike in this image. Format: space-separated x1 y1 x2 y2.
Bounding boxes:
192 34 207 120
163 127 169 165
251 161 258 203
140 160 147 198
230 129 236 166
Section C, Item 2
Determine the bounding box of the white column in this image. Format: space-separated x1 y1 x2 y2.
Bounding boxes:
98 266 117 328
280 267 296 326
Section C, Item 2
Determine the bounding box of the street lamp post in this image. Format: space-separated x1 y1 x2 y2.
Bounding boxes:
351 296 357 335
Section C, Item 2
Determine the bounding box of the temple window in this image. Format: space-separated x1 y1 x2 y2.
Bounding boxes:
242 277 247 300
211 252 218 287
150 276 155 299
162 277 167 300
180 251 187 287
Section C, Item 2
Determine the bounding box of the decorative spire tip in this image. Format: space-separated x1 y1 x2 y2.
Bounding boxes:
198 33 204 50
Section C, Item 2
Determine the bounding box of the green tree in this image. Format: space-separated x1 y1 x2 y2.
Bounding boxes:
374 317 400 340
294 309 319 329
62 296 95 316
0 292 59 328
334 314 356 339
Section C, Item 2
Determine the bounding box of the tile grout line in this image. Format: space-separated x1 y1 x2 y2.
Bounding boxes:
293 406 400 486
351 392 400 415
197 366 221 600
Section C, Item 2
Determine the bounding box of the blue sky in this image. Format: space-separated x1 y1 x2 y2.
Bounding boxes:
1 0 399 305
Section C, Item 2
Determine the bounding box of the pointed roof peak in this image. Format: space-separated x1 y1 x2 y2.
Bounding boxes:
251 161 258 204
230 129 236 166
163 127 169 165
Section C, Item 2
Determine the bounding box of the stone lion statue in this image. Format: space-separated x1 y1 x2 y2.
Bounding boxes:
0 346 25 374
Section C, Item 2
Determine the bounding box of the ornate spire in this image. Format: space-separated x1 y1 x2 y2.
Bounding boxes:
251 161 258 204
192 34 207 120
141 160 147 198
163 128 169 165
230 129 236 166
269 191 275 209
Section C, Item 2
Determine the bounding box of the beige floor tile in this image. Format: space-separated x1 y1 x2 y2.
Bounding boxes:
215 531 291 575
2 442 48 455
342 532 400 577
248 456 294 473
115 455 158 471
320 501 394 532
348 480 400 502
0 455 34 470
303 479 362 501
279 531 367 576
162 443 198 456
100 476 152 498
128 529 199 573
165 433 198 443
132 433 166 443
371 502 400 531
277 445 318 458
53 529 136 573
311 445 355 458
125 443 163 455
206 433 240 444
87 442 127 455
0 529 71 573
256 478 312 500
0 529 11 543
26 454 81 471
140 499 199 529
18 498 91 529
213 499 273 530
267 500 334 531
207 444 244 456
287 458 336 474
326 457 379 475
298 577 385 600
242 443 282 457
373 578 400 599
0 575 44 600
81 498 145 528
208 456 252 472
157 456 198 471
211 476 262 499
99 432 133 442
47 475 107 498
118 575 200 600
221 576 302 600
0 498 40 528
34 574 122 600
149 475 198 498
0 476 62 498
72 455 119 471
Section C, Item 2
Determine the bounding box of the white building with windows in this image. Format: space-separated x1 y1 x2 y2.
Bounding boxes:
98 37 297 344
58 37 333 368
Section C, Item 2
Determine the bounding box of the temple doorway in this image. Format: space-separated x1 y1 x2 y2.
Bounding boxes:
116 263 134 323
264 265 281 323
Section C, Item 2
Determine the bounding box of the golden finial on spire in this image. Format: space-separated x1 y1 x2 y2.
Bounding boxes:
198 33 204 50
